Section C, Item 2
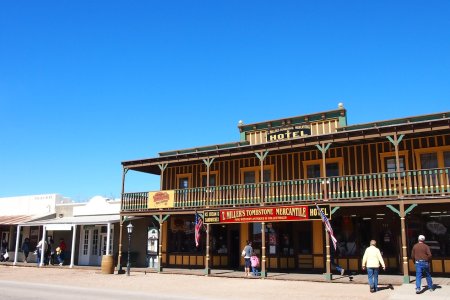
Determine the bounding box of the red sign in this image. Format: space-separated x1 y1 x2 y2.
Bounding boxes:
218 205 309 223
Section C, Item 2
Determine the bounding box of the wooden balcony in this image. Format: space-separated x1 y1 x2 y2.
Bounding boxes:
121 168 450 212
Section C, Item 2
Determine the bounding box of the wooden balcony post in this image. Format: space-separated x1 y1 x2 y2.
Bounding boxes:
387 134 405 196
316 143 332 201
255 151 269 205
202 158 215 207
158 163 168 190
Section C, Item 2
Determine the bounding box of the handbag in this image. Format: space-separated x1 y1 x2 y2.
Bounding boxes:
241 250 246 257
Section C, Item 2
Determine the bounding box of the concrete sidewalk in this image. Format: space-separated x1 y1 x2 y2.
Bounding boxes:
4 261 450 287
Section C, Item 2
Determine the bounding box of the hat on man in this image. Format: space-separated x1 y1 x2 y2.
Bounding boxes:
418 235 425 241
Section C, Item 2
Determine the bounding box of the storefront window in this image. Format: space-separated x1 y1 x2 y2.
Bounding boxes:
251 223 294 256
211 225 227 254
168 215 204 253
407 213 450 257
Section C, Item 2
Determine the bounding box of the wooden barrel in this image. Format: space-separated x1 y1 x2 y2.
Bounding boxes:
101 255 115 274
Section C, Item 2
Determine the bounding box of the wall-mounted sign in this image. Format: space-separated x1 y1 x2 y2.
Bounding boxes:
148 190 175 209
267 125 311 142
204 205 330 224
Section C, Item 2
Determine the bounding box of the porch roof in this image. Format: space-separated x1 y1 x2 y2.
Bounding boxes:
0 214 54 225
18 214 121 227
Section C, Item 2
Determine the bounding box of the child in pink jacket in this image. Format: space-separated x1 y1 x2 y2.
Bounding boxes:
250 251 260 276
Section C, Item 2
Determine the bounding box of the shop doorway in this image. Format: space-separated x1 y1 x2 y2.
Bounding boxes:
230 229 240 269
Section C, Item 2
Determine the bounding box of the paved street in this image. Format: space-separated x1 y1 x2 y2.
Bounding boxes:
0 265 449 300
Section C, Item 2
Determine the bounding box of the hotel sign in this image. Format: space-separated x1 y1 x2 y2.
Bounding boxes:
204 205 330 224
148 190 175 209
267 125 311 142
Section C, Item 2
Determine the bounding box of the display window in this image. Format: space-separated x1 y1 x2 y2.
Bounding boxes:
168 215 204 253
407 213 450 257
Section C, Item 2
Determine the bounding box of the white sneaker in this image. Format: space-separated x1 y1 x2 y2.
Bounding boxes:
59 263 63 266
340 269 345 276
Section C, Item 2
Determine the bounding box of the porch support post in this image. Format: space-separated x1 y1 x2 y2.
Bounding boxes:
205 223 211 275
117 168 128 274
158 214 163 272
386 203 414 283
255 151 269 205
316 143 332 201
13 225 20 265
399 203 410 283
153 214 170 272
202 158 215 207
261 222 267 278
387 134 405 197
106 222 111 255
324 226 331 280
40 226 47 267
70 224 77 268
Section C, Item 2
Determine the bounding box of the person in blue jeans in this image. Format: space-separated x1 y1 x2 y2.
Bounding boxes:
362 240 385 293
411 235 433 293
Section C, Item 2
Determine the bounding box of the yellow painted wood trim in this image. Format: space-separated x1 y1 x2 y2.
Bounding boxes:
302 157 344 178
379 150 409 172
313 220 323 255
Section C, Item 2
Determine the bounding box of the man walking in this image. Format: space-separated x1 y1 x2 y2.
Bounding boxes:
362 240 385 293
411 235 433 293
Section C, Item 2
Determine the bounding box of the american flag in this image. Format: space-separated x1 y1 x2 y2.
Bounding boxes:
315 203 337 250
195 212 203 247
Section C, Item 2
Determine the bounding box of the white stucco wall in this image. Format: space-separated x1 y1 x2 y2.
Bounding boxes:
0 194 69 216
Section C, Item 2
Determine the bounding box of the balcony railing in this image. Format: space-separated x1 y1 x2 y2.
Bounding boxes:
121 168 450 212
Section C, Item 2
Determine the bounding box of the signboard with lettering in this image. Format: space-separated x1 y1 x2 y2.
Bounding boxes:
148 190 175 209
203 205 330 224
267 125 311 142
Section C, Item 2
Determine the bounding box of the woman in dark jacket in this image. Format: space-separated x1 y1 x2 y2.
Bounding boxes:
21 238 30 263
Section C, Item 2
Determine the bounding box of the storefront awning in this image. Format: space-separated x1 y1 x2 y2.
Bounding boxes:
0 214 54 225
19 214 121 227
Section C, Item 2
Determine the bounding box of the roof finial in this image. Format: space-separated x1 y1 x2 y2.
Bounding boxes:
338 102 344 109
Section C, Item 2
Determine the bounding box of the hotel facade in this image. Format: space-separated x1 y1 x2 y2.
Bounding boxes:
119 105 450 281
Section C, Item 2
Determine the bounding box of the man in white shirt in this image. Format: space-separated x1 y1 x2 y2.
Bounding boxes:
362 240 385 293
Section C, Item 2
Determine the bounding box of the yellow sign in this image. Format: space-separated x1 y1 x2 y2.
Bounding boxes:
148 190 175 209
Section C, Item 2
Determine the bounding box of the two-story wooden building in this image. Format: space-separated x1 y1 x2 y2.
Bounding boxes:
119 104 450 281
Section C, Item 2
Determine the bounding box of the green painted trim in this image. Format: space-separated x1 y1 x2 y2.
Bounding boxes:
324 273 332 281
158 163 168 172
240 131 246 141
152 215 160 223
403 275 410 284
386 136 395 146
204 267 210 275
331 207 340 215
162 215 170 223
338 115 347 127
255 150 269 162
239 109 344 133
405 204 417 215
386 205 400 217
260 271 267 278
339 111 450 132
397 134 405 144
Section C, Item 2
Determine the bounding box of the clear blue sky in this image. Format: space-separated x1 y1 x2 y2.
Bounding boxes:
1 1 449 201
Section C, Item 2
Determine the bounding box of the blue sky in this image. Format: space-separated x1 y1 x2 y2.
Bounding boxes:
1 1 449 201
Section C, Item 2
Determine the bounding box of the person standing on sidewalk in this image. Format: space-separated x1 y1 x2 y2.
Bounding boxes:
362 240 385 293
57 238 67 266
411 234 433 294
242 241 252 277
21 238 30 263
